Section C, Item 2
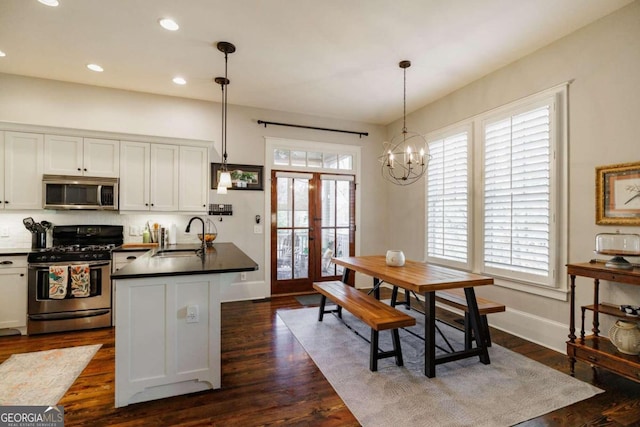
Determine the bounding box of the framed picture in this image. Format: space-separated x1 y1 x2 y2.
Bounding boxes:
596 161 640 225
211 163 264 191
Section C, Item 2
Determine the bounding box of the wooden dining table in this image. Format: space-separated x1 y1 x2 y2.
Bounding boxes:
331 255 495 377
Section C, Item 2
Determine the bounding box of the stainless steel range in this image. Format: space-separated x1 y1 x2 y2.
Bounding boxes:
27 225 123 335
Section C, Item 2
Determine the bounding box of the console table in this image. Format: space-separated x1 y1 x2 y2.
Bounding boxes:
566 262 640 383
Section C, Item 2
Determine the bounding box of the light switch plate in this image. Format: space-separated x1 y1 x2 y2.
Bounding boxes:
254 225 263 234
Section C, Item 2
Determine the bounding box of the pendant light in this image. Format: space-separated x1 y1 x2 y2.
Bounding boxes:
215 41 236 194
379 60 429 185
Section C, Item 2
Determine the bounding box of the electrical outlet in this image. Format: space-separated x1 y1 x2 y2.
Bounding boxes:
186 305 199 323
240 272 247 281
129 226 137 236
253 225 262 234
0 226 9 237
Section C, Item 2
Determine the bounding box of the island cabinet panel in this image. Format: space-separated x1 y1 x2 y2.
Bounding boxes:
114 274 221 408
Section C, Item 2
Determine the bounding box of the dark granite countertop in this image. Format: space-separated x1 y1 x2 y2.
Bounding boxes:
0 247 32 256
111 242 258 279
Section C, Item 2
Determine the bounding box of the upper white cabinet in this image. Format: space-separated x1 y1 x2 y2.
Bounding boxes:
120 141 182 211
179 145 209 211
120 141 208 212
44 135 119 177
150 144 180 211
2 131 44 210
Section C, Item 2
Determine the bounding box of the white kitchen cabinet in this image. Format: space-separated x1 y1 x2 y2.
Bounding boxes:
150 144 179 211
114 273 221 407
44 135 119 177
2 131 44 210
0 255 28 334
179 145 208 212
120 141 207 212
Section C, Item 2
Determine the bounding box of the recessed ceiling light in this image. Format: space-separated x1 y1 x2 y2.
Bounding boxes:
38 0 59 7
159 18 179 31
0 50 6 57
87 63 104 72
172 77 187 85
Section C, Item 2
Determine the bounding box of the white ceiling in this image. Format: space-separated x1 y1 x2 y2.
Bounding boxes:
0 0 633 125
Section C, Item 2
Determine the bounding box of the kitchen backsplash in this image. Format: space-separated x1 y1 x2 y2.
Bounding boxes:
0 211 218 248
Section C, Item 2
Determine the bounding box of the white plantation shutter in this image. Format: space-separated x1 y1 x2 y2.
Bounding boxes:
483 104 552 279
427 131 469 266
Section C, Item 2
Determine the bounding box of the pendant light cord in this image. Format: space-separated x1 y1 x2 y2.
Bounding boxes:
402 65 407 134
223 50 229 167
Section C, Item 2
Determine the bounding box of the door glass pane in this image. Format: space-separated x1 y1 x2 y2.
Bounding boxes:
321 180 335 227
277 177 292 227
293 230 309 279
308 152 322 168
277 230 292 280
274 149 290 166
336 228 349 258
293 179 309 227
321 229 336 277
323 153 338 169
338 154 353 170
291 151 306 167
336 180 350 227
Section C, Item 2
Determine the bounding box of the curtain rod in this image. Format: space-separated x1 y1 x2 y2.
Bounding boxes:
257 120 368 138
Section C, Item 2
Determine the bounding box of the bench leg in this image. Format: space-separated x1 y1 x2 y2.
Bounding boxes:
370 329 379 372
463 313 493 349
318 295 327 321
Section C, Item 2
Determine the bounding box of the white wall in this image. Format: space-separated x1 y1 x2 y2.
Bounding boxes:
0 73 387 300
384 1 640 351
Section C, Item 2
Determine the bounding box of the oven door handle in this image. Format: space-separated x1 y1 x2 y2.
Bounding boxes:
28 261 111 269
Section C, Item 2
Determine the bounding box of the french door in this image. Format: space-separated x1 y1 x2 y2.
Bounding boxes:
271 171 355 294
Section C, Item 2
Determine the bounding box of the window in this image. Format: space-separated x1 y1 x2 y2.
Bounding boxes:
426 128 470 268
424 85 567 298
483 103 554 283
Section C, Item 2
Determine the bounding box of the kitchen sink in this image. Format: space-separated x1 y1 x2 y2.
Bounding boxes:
153 249 200 258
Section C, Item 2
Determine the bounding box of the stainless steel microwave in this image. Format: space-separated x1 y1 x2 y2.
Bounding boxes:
43 175 118 210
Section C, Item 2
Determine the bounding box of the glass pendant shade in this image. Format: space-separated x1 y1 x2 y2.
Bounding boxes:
218 171 232 188
216 185 228 195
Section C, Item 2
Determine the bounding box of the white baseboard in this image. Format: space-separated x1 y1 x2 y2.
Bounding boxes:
486 307 568 354
220 280 268 302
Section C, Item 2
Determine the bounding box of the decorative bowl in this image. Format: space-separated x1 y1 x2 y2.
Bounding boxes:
620 305 640 317
198 233 217 247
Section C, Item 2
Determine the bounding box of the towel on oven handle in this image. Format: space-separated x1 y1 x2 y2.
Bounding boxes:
49 265 68 299
70 264 90 298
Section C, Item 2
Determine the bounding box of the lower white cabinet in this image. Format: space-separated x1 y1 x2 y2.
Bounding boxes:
114 273 221 407
0 255 28 333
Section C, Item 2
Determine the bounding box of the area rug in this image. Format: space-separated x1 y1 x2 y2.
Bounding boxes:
0 344 101 406
277 307 603 427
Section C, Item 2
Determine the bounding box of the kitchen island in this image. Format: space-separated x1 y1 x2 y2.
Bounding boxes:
111 243 258 408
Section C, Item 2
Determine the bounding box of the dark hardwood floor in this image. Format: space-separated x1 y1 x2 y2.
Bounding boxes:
1 290 639 426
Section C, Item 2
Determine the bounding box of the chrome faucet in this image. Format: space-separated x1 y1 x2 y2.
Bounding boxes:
185 216 206 253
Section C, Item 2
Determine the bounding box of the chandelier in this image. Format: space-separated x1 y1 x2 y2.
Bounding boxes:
215 41 236 195
380 60 429 185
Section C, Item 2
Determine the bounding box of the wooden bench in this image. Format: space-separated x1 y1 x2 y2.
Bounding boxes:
313 281 416 372
392 287 505 350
